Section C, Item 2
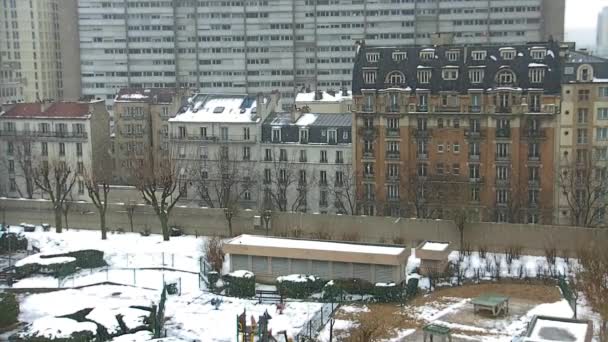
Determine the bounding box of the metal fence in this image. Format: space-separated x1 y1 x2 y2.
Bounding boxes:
198 257 213 288
558 276 577 316
295 302 339 342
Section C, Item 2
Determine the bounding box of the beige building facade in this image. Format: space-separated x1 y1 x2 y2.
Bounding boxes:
294 90 353 114
0 0 81 104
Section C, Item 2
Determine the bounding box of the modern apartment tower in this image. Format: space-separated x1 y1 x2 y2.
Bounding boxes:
597 7 608 57
0 0 81 104
77 0 565 109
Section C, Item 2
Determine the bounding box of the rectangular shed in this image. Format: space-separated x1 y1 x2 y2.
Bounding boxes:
224 234 409 284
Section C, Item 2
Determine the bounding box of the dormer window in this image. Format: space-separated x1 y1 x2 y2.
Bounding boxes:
386 71 405 85
530 48 546 60
472 50 487 61
446 50 460 62
417 69 431 84
500 48 516 60
577 65 594 82
420 50 435 60
272 127 281 142
442 67 459 81
469 68 485 84
529 67 546 83
363 70 377 84
496 70 516 86
299 128 309 143
366 52 380 63
392 52 407 62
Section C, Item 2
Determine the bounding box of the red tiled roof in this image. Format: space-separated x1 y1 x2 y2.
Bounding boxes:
2 102 90 118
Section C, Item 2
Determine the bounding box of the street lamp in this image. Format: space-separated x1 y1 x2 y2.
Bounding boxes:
262 210 272 236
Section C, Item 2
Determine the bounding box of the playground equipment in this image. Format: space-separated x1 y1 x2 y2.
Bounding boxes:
237 309 274 342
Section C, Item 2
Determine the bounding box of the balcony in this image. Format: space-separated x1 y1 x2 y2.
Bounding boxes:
413 129 432 139
438 105 461 113
362 151 375 159
299 138 309 144
387 196 400 203
464 129 482 139
496 106 512 114
359 127 378 139
416 104 429 112
299 156 307 163
496 129 511 138
469 177 483 183
386 128 400 137
528 154 541 163
528 179 540 188
495 154 511 162
328 138 337 145
335 158 344 164
362 105 375 113
386 151 400 160
528 105 541 113
170 133 257 143
417 153 429 160
0 130 88 140
469 105 482 113
385 105 400 113
469 154 481 161
386 173 400 181
523 129 547 139
495 178 510 187
363 173 375 181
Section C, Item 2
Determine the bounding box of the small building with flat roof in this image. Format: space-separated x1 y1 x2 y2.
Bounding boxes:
224 234 409 283
515 315 594 342
415 240 452 276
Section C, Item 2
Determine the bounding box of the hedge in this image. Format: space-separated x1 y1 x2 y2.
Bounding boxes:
276 274 325 299
0 233 28 253
0 293 19 328
224 271 255 298
15 250 107 279
322 278 405 303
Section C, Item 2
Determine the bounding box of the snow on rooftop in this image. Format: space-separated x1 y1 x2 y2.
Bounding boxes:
421 242 449 251
227 234 406 256
528 319 589 342
529 63 548 67
170 96 258 123
593 78 608 83
421 48 435 52
417 65 432 69
295 91 352 103
119 94 149 100
295 113 318 126
499 47 515 51
228 270 254 278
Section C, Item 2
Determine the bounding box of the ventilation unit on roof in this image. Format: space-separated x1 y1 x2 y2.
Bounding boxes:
213 106 225 114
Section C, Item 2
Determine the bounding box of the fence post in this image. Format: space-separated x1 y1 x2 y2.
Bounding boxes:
172 254 175 268
106 267 109 281
162 252 165 266
133 269 136 286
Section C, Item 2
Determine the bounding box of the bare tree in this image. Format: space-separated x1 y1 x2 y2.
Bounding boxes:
84 168 111 240
62 194 73 230
32 160 77 233
192 145 256 235
329 162 358 215
559 155 608 227
576 243 608 341
134 158 187 241
263 150 309 212
11 140 36 199
125 201 136 232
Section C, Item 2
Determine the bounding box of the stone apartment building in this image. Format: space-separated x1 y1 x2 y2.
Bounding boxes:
0 100 110 201
295 89 352 114
558 51 608 227
352 42 562 224
260 111 353 214
168 92 280 208
112 88 189 184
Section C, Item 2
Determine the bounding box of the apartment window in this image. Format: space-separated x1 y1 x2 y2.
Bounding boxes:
220 127 229 140
76 143 82 157
363 140 373 153
59 143 66 156
417 163 427 177
452 163 460 175
9 178 16 192
437 118 443 128
39 123 50 133
437 144 444 153
528 189 539 204
335 151 343 163
364 94 374 111
597 127 608 141
392 52 407 61
468 69 484 84
471 50 487 61
388 141 399 153
578 90 590 101
453 143 460 153
243 146 251 160
388 164 399 178
320 150 327 163
387 118 399 130
497 70 515 85
577 149 588 163
417 70 431 84
578 108 588 124
264 148 272 161
272 127 281 142
470 186 480 202
598 108 608 120
442 67 458 80
446 50 460 61
470 119 480 132
497 190 508 204
469 142 480 157
41 142 48 156
417 140 427 155
364 184 375 201
8 160 14 173
320 170 327 185
4 122 16 132
366 52 379 62
299 150 307 162
78 180 85 195
387 184 399 199
577 129 588 144
469 164 480 179
162 107 169 117
299 129 309 143
178 126 186 138
530 48 546 60
299 170 307 185
436 163 445 175
597 147 608 160
528 213 539 224
264 169 271 184
500 48 516 60
529 68 545 83
363 70 377 84
529 166 540 181
327 130 337 144
279 149 287 161
529 142 540 158
77 162 84 174
420 50 435 60
599 87 608 97
364 163 374 176
497 143 509 157
335 171 344 186
7 142 14 156
497 166 509 180
453 118 460 128
243 127 250 140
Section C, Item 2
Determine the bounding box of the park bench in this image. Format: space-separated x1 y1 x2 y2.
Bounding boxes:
256 290 283 304
0 270 14 286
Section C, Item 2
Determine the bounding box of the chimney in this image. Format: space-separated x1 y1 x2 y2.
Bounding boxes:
305 86 311 93
341 87 349 97
327 89 336 97
314 90 323 101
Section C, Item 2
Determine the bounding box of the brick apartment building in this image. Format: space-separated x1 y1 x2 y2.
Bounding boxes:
352 42 562 224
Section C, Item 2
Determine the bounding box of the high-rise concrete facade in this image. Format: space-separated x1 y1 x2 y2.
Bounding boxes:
0 0 81 104
78 0 564 110
597 7 608 57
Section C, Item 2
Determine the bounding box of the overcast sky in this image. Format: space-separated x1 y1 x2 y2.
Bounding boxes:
566 0 606 29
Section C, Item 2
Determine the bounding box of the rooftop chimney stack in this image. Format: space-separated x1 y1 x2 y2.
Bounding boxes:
314 90 323 101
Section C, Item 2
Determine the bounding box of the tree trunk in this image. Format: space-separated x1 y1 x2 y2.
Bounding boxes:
601 319 607 342
228 218 233 237
160 214 170 241
459 226 464 251
64 209 69 230
54 206 63 233
100 210 107 240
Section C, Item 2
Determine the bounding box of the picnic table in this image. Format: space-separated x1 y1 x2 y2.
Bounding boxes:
471 294 509 317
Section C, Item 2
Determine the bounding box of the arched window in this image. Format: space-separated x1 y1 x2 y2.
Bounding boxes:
496 70 516 86
577 65 594 82
385 71 405 85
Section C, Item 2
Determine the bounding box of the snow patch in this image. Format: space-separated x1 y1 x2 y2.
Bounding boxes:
421 242 449 251
15 254 76 267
